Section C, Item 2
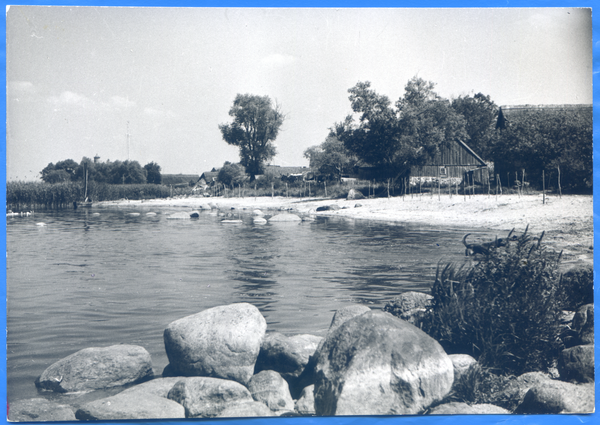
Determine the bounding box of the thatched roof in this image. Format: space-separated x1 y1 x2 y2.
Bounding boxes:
263 165 311 177
496 104 592 129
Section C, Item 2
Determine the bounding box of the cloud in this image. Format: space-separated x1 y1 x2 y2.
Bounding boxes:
8 81 36 93
111 96 137 109
47 91 94 108
143 107 177 118
261 53 297 67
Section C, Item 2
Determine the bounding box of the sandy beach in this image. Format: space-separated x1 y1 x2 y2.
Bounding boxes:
97 193 593 268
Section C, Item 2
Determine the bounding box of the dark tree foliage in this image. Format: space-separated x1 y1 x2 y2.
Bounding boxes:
144 162 162 184
492 108 592 192
424 229 564 376
108 160 147 185
219 94 285 180
303 135 358 180
40 159 79 183
451 93 499 159
217 162 247 187
338 78 467 180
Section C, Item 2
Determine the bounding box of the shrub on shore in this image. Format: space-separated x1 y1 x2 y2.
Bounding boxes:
424 228 565 376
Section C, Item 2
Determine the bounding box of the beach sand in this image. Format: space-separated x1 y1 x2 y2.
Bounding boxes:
97 193 593 269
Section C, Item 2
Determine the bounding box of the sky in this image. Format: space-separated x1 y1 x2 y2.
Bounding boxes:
6 6 593 181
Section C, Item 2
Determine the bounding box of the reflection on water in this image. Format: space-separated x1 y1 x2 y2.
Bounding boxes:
7 207 484 403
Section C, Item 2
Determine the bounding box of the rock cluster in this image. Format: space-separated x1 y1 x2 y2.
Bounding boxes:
17 299 595 421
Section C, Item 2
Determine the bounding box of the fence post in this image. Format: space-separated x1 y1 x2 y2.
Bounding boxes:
557 165 562 198
522 169 526 195
286 182 289 198
324 181 327 197
271 182 274 198
542 170 546 205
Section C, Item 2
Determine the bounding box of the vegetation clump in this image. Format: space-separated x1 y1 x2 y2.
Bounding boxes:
424 228 565 376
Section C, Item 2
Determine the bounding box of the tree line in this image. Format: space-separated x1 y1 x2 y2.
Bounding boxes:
40 158 162 185
221 77 592 194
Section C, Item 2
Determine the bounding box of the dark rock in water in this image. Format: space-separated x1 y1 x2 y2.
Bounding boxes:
167 376 253 418
295 385 316 415
247 370 294 413
164 303 266 385
120 377 184 398
316 205 339 212
427 402 510 415
35 344 153 393
189 211 200 218
8 398 76 422
572 304 594 345
255 333 323 382
76 392 185 420
515 381 595 414
558 344 595 383
314 311 453 415
346 188 365 200
217 401 275 417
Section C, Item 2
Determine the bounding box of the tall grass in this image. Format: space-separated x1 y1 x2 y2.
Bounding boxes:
6 181 193 210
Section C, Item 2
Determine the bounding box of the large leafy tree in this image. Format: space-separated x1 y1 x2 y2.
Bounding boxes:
108 160 147 184
144 162 162 184
217 162 247 187
219 94 285 180
303 135 358 180
339 78 467 179
451 93 499 159
40 159 79 183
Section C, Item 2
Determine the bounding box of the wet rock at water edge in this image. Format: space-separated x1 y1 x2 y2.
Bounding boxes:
558 344 595 383
255 333 323 383
8 398 76 422
120 377 184 398
268 213 301 222
167 376 254 418
253 216 267 225
163 303 267 385
76 392 185 420
217 401 276 417
427 402 510 415
189 211 200 218
515 381 595 414
314 311 454 415
295 385 316 415
316 205 339 212
248 370 295 413
35 344 154 393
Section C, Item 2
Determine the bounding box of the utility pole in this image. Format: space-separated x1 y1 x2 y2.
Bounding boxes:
127 121 130 161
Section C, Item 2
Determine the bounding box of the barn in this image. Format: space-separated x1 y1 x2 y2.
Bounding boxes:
410 139 489 186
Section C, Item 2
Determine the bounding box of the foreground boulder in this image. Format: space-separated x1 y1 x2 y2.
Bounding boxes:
328 305 371 333
35 344 153 393
120 377 183 398
76 392 185 420
255 333 323 383
314 311 454 415
167 377 253 418
515 381 595 414
558 344 595 383
8 398 76 422
217 401 275 417
295 385 316 415
427 402 510 415
247 370 295 413
164 303 266 385
448 354 477 383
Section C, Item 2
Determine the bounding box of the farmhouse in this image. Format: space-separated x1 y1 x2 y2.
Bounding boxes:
410 139 489 186
496 104 593 130
192 171 219 192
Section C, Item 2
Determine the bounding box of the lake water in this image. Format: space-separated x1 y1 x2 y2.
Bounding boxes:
6 205 485 405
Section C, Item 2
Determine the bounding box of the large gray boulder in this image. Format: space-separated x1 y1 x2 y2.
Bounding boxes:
295 385 316 415
328 305 371 333
255 333 323 382
76 392 185 420
314 311 454 415
572 304 594 345
8 398 76 422
248 370 295 413
515 381 595 414
558 344 595 383
448 354 477 384
120 377 183 398
217 401 276 417
346 189 365 200
427 402 510 415
35 344 153 393
167 376 254 418
164 303 267 385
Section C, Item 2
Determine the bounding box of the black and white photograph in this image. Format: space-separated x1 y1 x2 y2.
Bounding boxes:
5 5 594 421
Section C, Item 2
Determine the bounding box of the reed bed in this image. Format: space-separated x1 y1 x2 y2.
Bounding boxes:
6 181 193 210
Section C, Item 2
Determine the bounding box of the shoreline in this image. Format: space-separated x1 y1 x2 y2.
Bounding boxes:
96 193 593 267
